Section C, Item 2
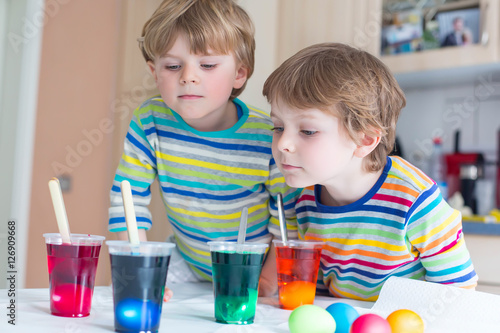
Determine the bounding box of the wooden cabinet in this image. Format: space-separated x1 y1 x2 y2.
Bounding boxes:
380 0 500 74
275 0 382 64
275 0 500 78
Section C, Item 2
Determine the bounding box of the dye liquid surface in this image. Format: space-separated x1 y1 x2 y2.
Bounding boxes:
110 254 170 333
211 251 264 325
46 243 101 317
275 246 322 310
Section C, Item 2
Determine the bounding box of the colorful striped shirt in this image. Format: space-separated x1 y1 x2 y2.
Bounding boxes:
296 156 478 301
108 96 300 280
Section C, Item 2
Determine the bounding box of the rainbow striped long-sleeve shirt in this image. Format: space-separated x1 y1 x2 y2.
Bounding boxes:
296 156 478 301
108 96 300 280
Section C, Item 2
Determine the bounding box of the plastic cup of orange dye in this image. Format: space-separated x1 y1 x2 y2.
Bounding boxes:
273 240 323 310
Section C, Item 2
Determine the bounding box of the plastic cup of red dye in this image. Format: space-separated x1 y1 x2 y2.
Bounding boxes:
43 233 105 317
273 240 323 310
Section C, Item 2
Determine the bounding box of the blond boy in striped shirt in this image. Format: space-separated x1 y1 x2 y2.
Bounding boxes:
263 43 477 300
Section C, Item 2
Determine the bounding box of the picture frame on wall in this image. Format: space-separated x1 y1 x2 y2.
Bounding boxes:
436 7 480 48
381 3 481 55
381 9 424 55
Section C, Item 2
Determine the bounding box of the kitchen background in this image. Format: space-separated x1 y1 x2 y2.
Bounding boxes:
1 0 499 292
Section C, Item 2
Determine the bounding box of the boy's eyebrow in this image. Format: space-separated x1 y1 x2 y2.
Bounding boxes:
270 110 320 121
161 49 224 59
296 113 320 120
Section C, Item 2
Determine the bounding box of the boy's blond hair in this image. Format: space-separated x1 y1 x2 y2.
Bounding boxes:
263 43 406 172
139 0 255 100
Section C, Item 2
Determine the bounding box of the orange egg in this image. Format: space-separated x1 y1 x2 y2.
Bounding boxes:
279 281 317 310
386 309 424 333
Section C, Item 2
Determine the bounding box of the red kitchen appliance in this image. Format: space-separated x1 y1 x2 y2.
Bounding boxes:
445 131 484 204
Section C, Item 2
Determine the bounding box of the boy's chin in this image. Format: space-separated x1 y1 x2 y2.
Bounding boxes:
283 176 313 189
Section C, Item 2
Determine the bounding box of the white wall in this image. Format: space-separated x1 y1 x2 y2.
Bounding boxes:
398 80 500 215
397 76 500 215
237 0 279 112
397 78 500 174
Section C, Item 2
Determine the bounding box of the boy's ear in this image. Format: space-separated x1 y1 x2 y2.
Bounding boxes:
233 65 248 89
354 131 381 158
147 61 158 81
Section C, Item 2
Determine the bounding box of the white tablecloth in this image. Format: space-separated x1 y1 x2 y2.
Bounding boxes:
4 278 500 332
0 282 373 332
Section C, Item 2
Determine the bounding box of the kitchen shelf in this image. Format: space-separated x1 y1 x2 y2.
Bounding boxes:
380 0 500 77
274 0 499 89
462 221 500 235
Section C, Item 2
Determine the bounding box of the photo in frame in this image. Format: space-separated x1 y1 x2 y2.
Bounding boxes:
436 7 480 47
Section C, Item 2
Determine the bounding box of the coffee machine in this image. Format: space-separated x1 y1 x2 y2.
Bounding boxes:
445 131 484 214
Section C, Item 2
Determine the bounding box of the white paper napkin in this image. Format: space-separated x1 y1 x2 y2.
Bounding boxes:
371 277 500 332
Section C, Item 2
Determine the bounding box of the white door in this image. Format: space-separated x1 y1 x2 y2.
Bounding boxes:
0 0 44 288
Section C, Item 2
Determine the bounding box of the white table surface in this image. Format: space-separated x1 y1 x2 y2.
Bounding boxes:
0 282 373 332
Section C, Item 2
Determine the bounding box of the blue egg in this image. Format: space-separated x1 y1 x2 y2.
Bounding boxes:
325 302 359 333
115 298 161 331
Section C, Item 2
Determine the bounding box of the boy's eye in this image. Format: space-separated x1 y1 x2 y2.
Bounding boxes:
301 130 317 136
201 64 216 69
165 65 180 70
271 127 284 133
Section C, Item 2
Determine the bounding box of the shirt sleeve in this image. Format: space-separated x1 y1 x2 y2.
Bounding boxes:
108 107 158 232
265 158 302 240
406 184 478 289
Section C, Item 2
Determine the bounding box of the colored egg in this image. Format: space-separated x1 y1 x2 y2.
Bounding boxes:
325 302 359 333
350 313 392 333
115 298 161 331
288 304 336 333
51 283 92 314
386 309 424 333
279 280 317 310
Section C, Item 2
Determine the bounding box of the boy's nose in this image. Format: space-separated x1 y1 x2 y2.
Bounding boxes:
180 66 199 84
277 133 295 153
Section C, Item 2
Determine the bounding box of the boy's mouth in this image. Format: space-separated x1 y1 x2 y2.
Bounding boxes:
281 163 301 171
179 94 202 99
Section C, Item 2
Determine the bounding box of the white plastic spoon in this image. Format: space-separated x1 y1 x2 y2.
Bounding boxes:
277 193 288 243
237 207 248 244
48 178 71 244
120 180 140 245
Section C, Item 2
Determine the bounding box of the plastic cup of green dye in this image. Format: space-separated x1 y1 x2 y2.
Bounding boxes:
208 241 269 325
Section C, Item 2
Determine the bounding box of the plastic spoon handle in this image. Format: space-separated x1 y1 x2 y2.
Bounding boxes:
48 178 71 244
277 193 288 242
237 207 248 244
121 180 140 245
